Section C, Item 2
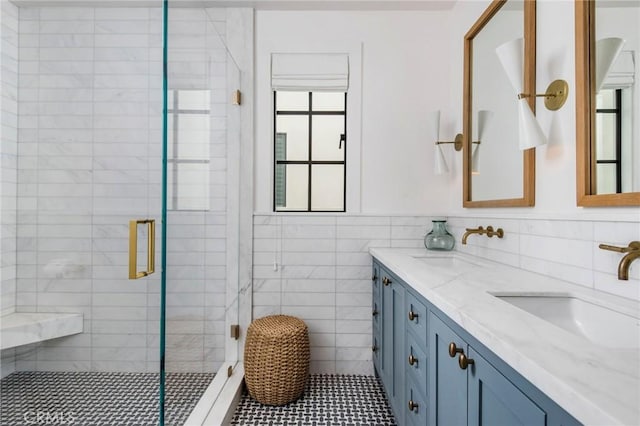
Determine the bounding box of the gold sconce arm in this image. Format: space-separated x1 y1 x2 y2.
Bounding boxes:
436 133 480 152
517 79 569 111
129 219 156 279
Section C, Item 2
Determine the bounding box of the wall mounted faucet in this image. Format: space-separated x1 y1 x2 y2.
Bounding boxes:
461 226 504 245
599 241 640 280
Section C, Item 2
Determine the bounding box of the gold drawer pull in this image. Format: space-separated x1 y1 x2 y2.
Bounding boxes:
408 354 418 366
459 353 475 370
448 342 463 358
382 276 391 286
408 310 419 321
408 400 419 412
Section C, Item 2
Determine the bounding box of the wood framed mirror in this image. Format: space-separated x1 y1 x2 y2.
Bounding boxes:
576 0 640 206
463 0 536 207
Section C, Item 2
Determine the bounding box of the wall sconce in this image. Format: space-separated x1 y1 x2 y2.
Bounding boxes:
429 110 487 175
496 38 569 151
596 37 625 93
472 110 492 175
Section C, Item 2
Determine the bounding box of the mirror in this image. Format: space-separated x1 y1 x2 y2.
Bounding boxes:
463 0 536 207
576 0 640 206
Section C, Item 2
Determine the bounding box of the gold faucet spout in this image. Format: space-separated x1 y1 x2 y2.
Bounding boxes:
599 241 640 281
462 226 484 245
619 248 640 280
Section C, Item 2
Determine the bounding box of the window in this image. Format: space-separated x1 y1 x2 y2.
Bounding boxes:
273 91 346 212
167 89 210 211
595 89 622 194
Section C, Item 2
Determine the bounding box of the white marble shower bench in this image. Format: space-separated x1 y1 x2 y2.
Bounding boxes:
0 312 83 350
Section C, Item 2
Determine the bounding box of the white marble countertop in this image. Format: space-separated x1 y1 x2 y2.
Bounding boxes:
0 312 83 350
370 248 640 426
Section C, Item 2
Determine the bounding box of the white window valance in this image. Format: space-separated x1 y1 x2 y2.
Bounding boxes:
271 53 349 92
602 50 635 90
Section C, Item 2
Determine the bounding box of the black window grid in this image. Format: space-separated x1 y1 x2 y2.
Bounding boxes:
273 91 347 212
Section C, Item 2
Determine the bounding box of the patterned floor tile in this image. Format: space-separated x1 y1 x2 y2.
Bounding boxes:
231 374 397 426
0 371 213 426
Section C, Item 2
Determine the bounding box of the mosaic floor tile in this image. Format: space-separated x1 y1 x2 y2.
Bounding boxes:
231 374 397 426
0 371 213 426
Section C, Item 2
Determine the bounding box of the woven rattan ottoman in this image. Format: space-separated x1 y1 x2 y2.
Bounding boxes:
244 315 310 405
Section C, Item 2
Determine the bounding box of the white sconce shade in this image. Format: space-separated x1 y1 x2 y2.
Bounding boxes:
470 110 492 174
517 98 547 150
434 144 449 175
471 144 480 175
496 38 524 93
477 110 493 140
496 38 547 151
428 110 441 143
595 37 625 93
429 110 449 175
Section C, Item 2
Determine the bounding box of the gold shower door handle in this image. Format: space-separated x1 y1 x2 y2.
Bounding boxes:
129 219 156 279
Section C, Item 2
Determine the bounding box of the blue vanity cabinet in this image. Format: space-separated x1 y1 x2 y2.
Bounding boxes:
373 261 406 424
429 311 579 426
372 256 581 426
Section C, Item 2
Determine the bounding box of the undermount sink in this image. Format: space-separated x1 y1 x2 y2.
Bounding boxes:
412 255 479 270
494 294 640 349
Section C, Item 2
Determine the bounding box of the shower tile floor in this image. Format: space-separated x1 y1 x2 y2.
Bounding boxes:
0 371 213 426
231 374 397 425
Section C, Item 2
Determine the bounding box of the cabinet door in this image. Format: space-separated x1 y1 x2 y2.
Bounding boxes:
467 347 546 426
380 268 405 423
429 312 468 426
381 269 394 387
406 375 428 426
391 280 405 421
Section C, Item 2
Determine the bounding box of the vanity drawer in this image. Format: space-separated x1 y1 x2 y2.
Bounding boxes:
406 331 428 398
406 375 428 426
406 291 428 348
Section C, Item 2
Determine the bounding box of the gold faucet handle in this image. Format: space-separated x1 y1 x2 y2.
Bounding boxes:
465 226 484 232
599 241 640 253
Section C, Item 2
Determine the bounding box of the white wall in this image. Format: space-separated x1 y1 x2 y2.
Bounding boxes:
254 10 453 214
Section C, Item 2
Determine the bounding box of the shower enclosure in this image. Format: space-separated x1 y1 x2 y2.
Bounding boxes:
0 1 251 424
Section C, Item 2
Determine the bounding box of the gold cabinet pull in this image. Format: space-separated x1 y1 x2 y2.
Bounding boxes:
372 309 379 317
448 342 463 358
459 353 475 370
408 400 419 412
128 219 155 279
408 310 419 321
382 276 391 286
408 354 418 366
372 345 378 352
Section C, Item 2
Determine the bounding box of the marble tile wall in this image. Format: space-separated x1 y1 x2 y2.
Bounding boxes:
448 217 640 302
1 0 20 378
252 214 432 374
6 6 230 374
253 214 639 375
